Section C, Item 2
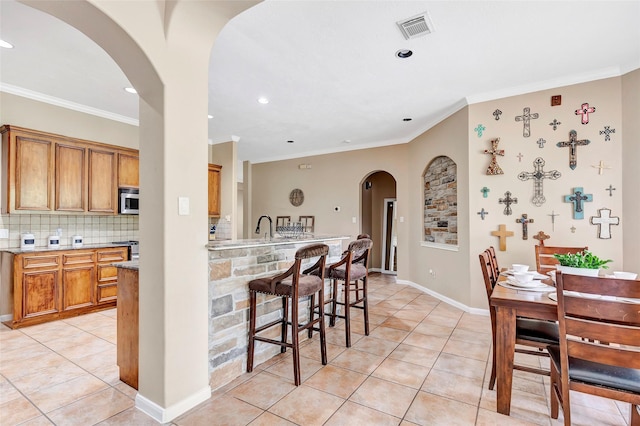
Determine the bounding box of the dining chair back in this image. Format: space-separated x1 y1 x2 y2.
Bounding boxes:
550 272 640 425
535 245 588 274
479 249 559 390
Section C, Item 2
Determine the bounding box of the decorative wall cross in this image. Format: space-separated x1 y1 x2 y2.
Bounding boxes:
517 157 561 206
600 126 615 141
564 187 593 220
516 214 534 240
556 130 590 170
491 224 514 251
590 208 619 239
606 184 616 197
591 160 611 175
549 119 561 131
515 107 539 137
517 152 523 162
548 210 559 231
570 225 576 233
474 124 486 137
477 208 488 220
483 138 504 175
575 102 596 124
536 138 546 148
533 231 550 246
493 109 502 120
498 191 518 216
481 187 490 198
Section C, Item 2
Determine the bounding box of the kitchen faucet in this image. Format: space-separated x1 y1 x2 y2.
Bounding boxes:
255 215 273 238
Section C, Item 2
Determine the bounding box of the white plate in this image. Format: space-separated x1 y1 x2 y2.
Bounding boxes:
502 270 548 280
498 281 555 292
506 278 546 288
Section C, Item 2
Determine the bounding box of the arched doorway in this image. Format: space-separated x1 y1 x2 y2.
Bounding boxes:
361 170 397 274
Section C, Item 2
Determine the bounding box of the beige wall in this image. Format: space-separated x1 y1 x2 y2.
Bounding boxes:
622 69 640 271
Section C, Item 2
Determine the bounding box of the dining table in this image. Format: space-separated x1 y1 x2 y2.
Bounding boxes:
489 272 557 415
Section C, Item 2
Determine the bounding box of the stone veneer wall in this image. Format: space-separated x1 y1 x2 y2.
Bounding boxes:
207 239 344 390
424 156 458 245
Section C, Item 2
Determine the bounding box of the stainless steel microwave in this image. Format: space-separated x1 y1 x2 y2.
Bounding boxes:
119 188 139 214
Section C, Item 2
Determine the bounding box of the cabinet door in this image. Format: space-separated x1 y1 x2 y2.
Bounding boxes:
118 153 139 188
88 148 116 213
22 270 60 318
14 135 53 211
55 143 86 212
208 164 222 217
62 266 95 311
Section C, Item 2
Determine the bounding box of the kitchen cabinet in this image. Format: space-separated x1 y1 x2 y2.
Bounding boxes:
208 163 222 217
1 125 138 215
3 246 129 329
116 266 139 389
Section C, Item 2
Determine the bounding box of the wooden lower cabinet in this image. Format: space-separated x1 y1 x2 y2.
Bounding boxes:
4 246 128 329
116 267 139 389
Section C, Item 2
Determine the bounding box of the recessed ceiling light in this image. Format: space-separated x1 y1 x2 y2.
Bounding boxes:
208 115 213 119
258 97 269 104
0 39 14 49
287 140 294 144
403 118 412 121
124 87 137 94
396 49 413 59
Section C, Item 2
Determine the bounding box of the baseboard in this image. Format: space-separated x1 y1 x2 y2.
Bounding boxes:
0 314 13 323
395 278 489 316
136 385 211 423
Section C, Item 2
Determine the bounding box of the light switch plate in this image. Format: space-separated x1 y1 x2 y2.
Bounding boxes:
178 197 190 215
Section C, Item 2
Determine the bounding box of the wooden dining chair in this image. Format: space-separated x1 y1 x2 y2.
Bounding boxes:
550 272 640 425
479 250 559 390
535 245 588 274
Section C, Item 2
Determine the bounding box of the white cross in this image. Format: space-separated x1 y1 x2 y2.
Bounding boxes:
590 208 620 239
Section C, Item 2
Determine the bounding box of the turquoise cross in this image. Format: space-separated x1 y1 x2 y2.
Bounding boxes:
474 124 486 137
564 187 593 219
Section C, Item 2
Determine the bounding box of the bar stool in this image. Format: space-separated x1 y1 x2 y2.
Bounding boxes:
246 243 329 386
322 238 373 347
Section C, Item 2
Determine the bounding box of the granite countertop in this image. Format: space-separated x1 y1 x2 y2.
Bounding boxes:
112 260 139 270
207 234 350 251
2 242 133 255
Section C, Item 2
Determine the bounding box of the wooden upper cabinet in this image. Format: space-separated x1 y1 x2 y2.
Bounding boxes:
55 144 86 212
208 164 222 217
118 153 139 188
12 132 54 212
88 149 117 213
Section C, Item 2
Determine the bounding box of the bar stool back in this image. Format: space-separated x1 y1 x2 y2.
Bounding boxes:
246 243 329 386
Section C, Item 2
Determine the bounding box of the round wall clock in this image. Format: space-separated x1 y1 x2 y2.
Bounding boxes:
289 188 304 207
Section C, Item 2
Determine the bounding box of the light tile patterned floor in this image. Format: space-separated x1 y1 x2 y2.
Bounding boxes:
0 273 632 425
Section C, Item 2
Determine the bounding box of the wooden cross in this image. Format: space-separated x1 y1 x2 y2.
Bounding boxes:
606 184 616 197
536 138 546 148
548 210 559 231
481 187 490 198
533 231 550 246
564 187 593 220
498 191 518 216
515 107 539 137
516 214 534 240
517 152 523 162
556 129 590 170
493 109 502 120
591 160 611 175
483 138 504 175
575 102 596 124
491 224 514 251
517 157 561 206
600 126 615 141
549 119 561 131
474 124 486 137
477 208 488 220
590 208 619 239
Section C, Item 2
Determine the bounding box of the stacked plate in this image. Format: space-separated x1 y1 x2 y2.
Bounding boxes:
506 277 547 288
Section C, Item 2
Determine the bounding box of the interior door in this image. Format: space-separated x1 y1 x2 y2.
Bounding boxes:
381 198 397 274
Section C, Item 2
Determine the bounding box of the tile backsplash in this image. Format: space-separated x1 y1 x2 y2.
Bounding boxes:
0 214 139 249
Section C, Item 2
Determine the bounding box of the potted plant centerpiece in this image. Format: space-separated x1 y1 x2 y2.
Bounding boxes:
553 250 612 277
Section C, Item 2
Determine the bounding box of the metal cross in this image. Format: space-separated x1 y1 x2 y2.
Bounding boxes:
477 208 488 220
491 224 514 251
533 231 550 246
590 208 619 239
549 119 561 131
481 187 490 198
556 129 590 170
498 191 518 216
474 124 486 137
548 210 559 231
493 109 502 120
564 187 593 220
591 160 611 175
515 107 539 137
606 184 616 197
517 152 523 162
575 102 596 124
570 225 576 233
599 126 615 141
536 138 546 148
517 157 561 206
516 214 534 240
483 138 504 175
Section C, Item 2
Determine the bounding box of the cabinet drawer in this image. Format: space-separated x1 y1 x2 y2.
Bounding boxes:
22 254 59 269
97 264 118 283
97 249 127 263
97 282 117 303
62 252 96 266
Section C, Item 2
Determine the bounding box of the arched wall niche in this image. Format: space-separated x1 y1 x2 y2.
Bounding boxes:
423 155 458 247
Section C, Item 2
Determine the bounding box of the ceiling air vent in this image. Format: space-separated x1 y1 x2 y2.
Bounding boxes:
396 12 434 40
